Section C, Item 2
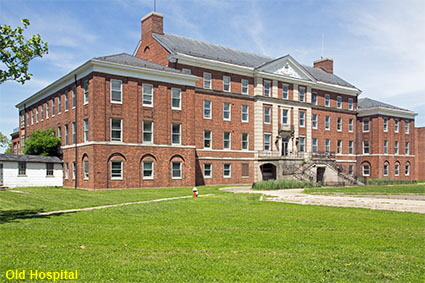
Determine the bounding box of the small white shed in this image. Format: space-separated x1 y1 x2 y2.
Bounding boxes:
0 154 63 188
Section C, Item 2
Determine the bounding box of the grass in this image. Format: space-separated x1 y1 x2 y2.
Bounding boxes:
252 179 320 190
1 186 424 282
358 178 416 185
304 183 425 195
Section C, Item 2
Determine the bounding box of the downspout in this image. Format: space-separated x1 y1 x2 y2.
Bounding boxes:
74 74 78 189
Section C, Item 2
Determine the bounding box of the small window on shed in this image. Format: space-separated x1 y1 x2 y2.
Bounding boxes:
18 162 26 176
46 163 54 176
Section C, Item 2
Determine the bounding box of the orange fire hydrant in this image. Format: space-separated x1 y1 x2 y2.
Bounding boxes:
192 187 198 197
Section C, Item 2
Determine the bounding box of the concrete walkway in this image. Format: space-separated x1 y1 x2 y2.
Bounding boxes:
221 187 425 214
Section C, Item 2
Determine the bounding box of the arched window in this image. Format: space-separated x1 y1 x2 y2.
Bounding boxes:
141 154 157 180
383 161 390 177
404 162 411 176
170 155 185 180
394 161 400 176
361 161 371 177
108 153 126 180
82 154 89 180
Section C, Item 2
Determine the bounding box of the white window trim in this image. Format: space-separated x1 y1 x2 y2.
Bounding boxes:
142 83 154 107
264 80 271 97
282 84 289 99
325 94 330 107
171 88 181 110
110 79 123 104
337 96 342 109
264 107 271 124
299 86 306 102
264 133 272 151
312 114 318 129
363 141 370 154
337 117 342 132
111 161 123 180
348 98 353 110
171 162 182 179
241 105 249 123
299 112 305 128
203 163 212 179
223 132 231 150
142 161 154 180
203 72 212 89
223 75 231 92
348 119 354 133
204 130 212 149
282 109 289 125
223 164 231 178
405 164 410 176
405 121 410 134
394 119 399 133
83 80 89 105
111 118 123 142
203 100 212 119
241 133 249 151
362 165 370 176
84 161 89 180
223 103 231 121
171 123 181 145
84 119 89 143
325 116 330 130
383 118 388 132
363 119 370 132
241 79 249 94
143 121 154 144
394 164 399 176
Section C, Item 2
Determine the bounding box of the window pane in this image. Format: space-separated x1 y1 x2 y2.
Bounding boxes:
143 84 153 105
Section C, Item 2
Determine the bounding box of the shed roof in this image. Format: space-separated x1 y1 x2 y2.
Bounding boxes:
358 97 410 111
0 154 63 163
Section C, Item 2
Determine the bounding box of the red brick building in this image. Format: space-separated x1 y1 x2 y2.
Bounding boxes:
11 12 423 189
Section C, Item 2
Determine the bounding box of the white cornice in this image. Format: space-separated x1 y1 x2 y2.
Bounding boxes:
16 59 198 110
357 107 416 119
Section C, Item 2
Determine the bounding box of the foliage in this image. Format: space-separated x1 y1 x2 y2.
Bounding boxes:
0 19 48 84
0 131 9 147
358 177 416 185
23 129 61 156
0 186 424 282
252 179 321 190
304 184 425 195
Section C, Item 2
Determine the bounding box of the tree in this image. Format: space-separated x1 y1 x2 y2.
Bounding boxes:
0 131 9 147
0 19 48 84
23 129 61 156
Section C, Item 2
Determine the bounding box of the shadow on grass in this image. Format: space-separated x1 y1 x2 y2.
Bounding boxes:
0 209 71 224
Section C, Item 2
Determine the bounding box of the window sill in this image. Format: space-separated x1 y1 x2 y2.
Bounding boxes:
18 175 27 177
172 177 182 180
46 175 55 178
143 178 154 180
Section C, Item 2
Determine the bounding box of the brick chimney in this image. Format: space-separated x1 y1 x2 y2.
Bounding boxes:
141 12 164 42
313 58 334 74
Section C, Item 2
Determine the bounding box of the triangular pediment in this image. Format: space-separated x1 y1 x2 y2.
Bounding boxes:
256 55 315 82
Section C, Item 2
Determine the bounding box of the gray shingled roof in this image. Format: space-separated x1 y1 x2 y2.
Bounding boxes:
153 33 356 88
94 53 181 73
358 97 411 111
0 154 63 163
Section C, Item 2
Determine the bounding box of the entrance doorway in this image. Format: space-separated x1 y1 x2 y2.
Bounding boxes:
316 167 325 184
261 163 276 181
281 138 289 156
0 164 3 186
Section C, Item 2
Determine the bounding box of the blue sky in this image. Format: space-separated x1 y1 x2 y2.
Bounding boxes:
1 0 424 152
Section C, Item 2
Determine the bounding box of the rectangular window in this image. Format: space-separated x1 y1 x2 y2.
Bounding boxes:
203 100 212 119
172 162 182 179
337 140 342 154
72 162 76 180
65 163 69 179
142 84 153 106
111 118 122 142
405 142 410 155
405 120 410 134
312 92 318 105
41 105 44 120
242 163 249 177
363 165 370 176
337 117 342 131
384 140 388 154
46 103 49 119
171 123 181 145
52 98 55 116
363 141 370 154
58 95 62 114
405 164 410 176
84 119 89 142
223 76 231 92
84 161 89 180
111 161 123 179
348 119 353 132
18 162 26 176
204 130 212 149
264 80 271 97
223 103 231 121
203 72 212 89
299 137 305 152
111 79 122 103
143 121 153 143
65 124 69 145
299 86 305 102
282 109 289 125
325 116 330 130
394 119 399 132
383 117 388 132
72 122 76 144
31 111 34 124
242 133 249 150
395 164 399 176
65 92 69 111
384 164 388 176
264 107 271 124
171 88 181 110
349 141 354 154
348 165 353 175
223 132 231 150
394 141 399 154
312 138 318 153
241 79 248 94
57 126 61 141
312 114 318 129
204 163 212 178
325 139 330 153
72 86 76 108
325 94 330 107
348 98 353 110
337 96 342 109
282 84 289 99
142 161 153 179
83 80 89 105
363 118 370 132
36 109 38 122
223 164 231 178
299 112 305 127
264 134 271 151
241 105 249 122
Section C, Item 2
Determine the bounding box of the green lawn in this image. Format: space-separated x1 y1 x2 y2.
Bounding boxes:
1 186 424 282
304 184 425 195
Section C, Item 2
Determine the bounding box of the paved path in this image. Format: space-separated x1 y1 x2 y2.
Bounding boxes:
221 187 425 214
3 194 214 218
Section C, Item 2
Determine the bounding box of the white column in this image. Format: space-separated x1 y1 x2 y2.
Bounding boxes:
272 104 278 151
306 107 312 158
272 80 278 98
306 86 312 103
254 77 263 96
254 102 264 151
293 83 299 101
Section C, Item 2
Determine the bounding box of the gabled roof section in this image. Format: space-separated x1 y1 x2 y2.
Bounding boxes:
94 53 181 73
153 33 273 68
0 154 63 163
255 55 316 82
357 97 416 119
358 97 409 111
303 66 356 89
